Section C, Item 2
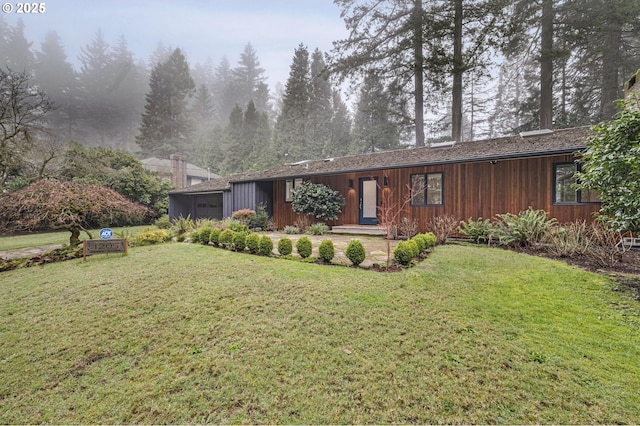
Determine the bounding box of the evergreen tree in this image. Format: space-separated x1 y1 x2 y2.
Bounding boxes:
232 43 269 113
4 19 34 71
34 30 79 138
136 48 195 157
273 44 311 162
328 89 353 157
352 71 401 153
309 49 333 157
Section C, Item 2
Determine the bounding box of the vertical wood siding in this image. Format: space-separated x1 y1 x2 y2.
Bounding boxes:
271 154 601 231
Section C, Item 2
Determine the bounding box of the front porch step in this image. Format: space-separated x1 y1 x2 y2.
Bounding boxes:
329 225 387 236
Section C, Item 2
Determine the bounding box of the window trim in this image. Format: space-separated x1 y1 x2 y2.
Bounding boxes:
285 177 303 203
553 162 600 205
410 172 444 206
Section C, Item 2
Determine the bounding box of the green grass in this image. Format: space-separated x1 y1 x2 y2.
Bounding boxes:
0 243 639 424
0 226 150 251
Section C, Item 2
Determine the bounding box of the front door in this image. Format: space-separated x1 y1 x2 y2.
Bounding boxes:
359 178 378 225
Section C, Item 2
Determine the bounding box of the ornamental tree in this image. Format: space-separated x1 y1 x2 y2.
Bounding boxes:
291 181 345 222
0 179 152 246
577 100 640 233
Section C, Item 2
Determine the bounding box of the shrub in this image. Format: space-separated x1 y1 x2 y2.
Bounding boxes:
495 208 556 248
398 217 418 239
259 235 274 256
172 214 194 235
278 238 293 256
459 217 495 244
406 239 420 258
154 214 172 229
393 241 414 266
232 232 247 251
232 208 256 226
296 236 313 258
130 229 171 246
345 239 366 266
318 239 335 263
246 233 260 254
421 232 437 248
209 228 221 246
585 221 630 268
411 234 427 253
428 215 459 244
249 203 270 230
307 222 329 235
219 229 234 249
544 220 592 258
191 227 212 244
291 181 345 222
283 225 301 234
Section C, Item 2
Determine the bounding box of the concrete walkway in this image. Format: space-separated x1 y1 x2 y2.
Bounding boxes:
0 244 64 261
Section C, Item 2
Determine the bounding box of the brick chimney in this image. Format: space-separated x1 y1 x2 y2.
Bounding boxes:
170 153 187 189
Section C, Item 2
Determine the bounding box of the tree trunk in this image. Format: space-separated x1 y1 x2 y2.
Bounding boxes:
600 24 622 120
540 0 553 130
452 0 464 142
69 226 81 247
413 0 425 147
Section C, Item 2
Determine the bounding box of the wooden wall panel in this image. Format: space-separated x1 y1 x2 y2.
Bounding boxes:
269 153 601 231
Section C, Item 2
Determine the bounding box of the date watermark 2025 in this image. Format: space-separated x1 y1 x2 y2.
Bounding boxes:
2 3 46 14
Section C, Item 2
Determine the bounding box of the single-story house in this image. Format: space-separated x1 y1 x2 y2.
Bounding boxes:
169 126 601 232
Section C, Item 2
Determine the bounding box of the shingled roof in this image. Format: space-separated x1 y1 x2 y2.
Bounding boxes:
171 126 592 195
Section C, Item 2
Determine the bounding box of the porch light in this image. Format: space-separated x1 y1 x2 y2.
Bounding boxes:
383 176 389 187
348 179 354 189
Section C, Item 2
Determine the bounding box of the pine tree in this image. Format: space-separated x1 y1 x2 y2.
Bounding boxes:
353 71 401 153
136 48 195 157
33 30 79 138
309 49 333 158
273 44 311 162
4 19 34 71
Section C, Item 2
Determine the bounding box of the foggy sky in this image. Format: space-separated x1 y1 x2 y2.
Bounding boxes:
3 0 347 87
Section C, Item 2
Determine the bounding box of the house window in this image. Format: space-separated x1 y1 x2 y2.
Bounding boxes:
410 173 443 206
553 163 600 204
285 178 303 202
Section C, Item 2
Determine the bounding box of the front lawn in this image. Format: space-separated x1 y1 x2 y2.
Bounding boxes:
0 243 638 423
0 226 150 251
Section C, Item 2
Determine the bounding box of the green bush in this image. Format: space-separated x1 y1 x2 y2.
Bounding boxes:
219 229 234 249
345 239 366 266
411 235 427 253
191 227 212 244
307 222 329 235
495 208 556 248
249 203 270 230
154 214 172 229
209 228 221 246
278 238 293 256
259 235 273 256
232 232 246 251
421 232 437 248
296 236 313 258
393 241 414 266
246 233 260 254
130 228 171 246
459 217 495 244
291 181 345 222
283 225 301 234
318 239 335 263
406 239 420 258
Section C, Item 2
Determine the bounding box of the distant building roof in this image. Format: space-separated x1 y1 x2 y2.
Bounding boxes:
170 126 593 195
141 157 216 180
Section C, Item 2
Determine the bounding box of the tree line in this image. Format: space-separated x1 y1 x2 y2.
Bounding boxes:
2 0 639 192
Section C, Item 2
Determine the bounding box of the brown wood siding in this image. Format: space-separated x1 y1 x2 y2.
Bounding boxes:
270 153 601 231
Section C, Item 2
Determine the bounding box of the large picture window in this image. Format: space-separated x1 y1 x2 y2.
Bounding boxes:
554 163 600 204
410 173 443 206
285 178 303 202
